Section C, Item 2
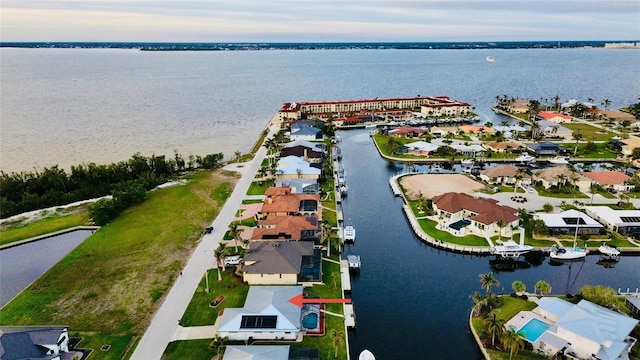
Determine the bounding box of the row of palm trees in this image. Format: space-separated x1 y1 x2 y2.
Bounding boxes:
473 272 553 360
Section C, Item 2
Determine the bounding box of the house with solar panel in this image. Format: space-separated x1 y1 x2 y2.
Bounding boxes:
584 206 640 238
0 326 72 360
216 286 303 342
505 297 638 360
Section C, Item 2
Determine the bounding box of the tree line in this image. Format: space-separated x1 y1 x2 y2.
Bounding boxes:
0 151 224 219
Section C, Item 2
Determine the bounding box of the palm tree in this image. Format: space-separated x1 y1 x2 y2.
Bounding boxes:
321 220 335 257
329 328 345 359
331 271 340 290
511 280 526 295
234 150 242 163
469 291 486 316
501 327 525 360
479 272 500 296
602 98 611 111
214 243 228 281
483 313 506 347
210 334 226 357
228 223 242 251
496 219 506 239
416 191 426 214
534 280 551 295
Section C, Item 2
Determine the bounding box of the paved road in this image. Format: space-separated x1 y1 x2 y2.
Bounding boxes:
130 120 278 359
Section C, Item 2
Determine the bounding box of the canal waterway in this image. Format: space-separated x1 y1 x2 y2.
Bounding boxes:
0 229 93 307
339 129 640 359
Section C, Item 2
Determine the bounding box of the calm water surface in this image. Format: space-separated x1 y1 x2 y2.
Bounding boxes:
2 48 639 173
0 230 93 307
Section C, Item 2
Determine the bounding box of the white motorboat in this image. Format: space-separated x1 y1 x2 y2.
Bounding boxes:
339 185 348 196
347 254 361 270
548 156 570 165
486 56 495 62
598 243 621 256
460 158 474 165
359 349 376 360
344 225 356 243
491 240 534 258
515 152 536 163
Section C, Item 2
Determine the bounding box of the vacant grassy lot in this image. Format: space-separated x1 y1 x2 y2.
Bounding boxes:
0 205 92 246
561 123 617 141
0 169 238 359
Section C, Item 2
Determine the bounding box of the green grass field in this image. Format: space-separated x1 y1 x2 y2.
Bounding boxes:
0 169 237 359
0 206 92 246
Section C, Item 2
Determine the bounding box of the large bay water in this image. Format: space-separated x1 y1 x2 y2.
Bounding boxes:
1 48 640 359
1 47 639 173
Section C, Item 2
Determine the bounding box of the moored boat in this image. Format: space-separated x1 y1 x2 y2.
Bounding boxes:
344 225 356 243
460 158 474 165
348 254 361 270
491 240 534 258
549 245 587 260
515 152 536 163
598 243 621 256
548 156 570 165
359 349 376 360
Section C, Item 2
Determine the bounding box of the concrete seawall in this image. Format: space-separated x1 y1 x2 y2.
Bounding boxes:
0 226 99 250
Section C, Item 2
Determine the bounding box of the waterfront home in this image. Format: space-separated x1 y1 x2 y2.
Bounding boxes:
431 192 520 237
492 125 528 139
536 120 573 139
274 179 319 194
505 297 638 360
251 214 321 241
505 98 530 114
280 140 325 163
482 140 523 153
275 156 321 180
242 241 320 285
584 206 640 237
290 124 323 141
259 187 320 218
527 141 566 156
0 326 70 360
537 111 572 123
620 136 640 158
388 126 427 138
531 166 591 191
458 124 496 135
479 165 520 185
420 95 472 117
583 171 633 193
216 286 304 341
432 139 486 156
222 345 320 360
534 209 605 236
403 140 439 156
430 126 458 138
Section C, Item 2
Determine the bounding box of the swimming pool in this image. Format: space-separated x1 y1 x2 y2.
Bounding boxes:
519 318 550 342
302 313 318 329
449 219 471 231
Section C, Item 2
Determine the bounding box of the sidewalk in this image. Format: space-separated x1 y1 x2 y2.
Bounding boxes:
130 119 280 359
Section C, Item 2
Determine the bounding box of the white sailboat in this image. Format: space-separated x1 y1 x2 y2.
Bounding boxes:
549 221 587 260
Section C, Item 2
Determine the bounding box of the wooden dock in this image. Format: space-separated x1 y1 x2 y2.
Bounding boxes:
340 259 352 294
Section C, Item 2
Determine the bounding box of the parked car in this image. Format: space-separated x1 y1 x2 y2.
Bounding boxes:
224 256 242 266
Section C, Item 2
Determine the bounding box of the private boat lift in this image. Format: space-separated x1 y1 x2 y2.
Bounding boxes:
490 230 533 258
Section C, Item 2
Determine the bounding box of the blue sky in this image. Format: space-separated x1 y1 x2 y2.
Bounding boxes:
1 1 639 42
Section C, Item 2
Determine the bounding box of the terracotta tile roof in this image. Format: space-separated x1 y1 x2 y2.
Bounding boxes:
458 125 496 134
432 192 519 225
389 126 427 135
480 165 519 178
482 141 522 150
538 111 571 121
261 190 320 214
251 215 320 240
583 171 632 185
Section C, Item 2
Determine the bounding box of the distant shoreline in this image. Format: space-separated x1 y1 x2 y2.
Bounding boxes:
1 40 639 51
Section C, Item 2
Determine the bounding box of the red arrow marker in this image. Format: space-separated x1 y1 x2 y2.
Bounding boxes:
288 293 352 308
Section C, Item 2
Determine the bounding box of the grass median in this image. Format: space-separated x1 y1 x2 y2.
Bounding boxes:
0 169 239 359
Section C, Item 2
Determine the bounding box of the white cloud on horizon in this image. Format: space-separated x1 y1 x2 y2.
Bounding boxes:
1 0 638 42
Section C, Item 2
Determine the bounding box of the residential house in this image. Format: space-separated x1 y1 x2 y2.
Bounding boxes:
275 156 321 180
280 140 325 163
259 187 320 219
584 206 640 238
458 124 496 135
290 122 323 141
274 179 319 194
561 99 596 111
620 136 640 158
216 286 304 341
531 166 591 191
430 126 457 138
251 215 320 241
403 140 439 156
0 326 71 360
492 125 528 139
482 141 523 153
431 192 520 237
583 171 633 192
479 165 519 185
388 126 427 138
601 110 636 123
432 139 486 156
537 111 572 123
242 241 320 284
534 209 605 236
506 297 638 360
222 345 320 360
527 142 567 156
536 120 573 139
505 98 530 114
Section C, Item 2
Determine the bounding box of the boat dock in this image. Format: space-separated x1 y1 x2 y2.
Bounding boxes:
344 304 356 329
340 259 352 294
